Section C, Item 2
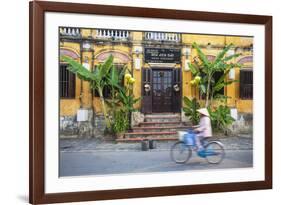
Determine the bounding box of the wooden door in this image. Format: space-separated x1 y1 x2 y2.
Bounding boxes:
152 69 173 112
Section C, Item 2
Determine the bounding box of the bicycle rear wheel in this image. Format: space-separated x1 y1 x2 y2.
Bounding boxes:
204 141 225 164
170 141 192 164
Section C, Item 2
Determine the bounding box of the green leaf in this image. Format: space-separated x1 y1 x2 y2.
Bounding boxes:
188 63 199 75
61 56 96 82
213 80 238 92
223 53 241 62
213 83 225 92
98 55 113 80
182 96 200 125
199 84 206 94
213 94 231 100
118 65 127 83
212 44 233 67
218 69 230 84
107 65 119 87
192 42 211 69
183 96 192 107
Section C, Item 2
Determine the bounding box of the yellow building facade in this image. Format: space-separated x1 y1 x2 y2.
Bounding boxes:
59 27 253 123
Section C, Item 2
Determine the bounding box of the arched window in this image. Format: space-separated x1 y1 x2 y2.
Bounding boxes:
94 51 131 98
59 49 80 98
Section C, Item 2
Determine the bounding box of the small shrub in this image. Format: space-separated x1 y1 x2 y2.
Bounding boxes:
111 110 129 134
208 105 235 132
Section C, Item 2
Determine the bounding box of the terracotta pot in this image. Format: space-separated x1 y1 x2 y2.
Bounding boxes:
116 132 124 139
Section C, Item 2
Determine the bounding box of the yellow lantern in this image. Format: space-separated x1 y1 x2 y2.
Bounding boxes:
195 76 201 83
129 77 136 84
125 73 132 80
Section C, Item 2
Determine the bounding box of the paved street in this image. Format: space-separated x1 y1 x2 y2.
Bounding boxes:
60 136 253 152
60 149 253 176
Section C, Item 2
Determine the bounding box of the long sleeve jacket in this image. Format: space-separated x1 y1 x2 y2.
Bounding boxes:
195 116 213 137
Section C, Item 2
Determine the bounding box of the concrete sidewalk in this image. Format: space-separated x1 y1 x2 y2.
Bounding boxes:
60 135 253 152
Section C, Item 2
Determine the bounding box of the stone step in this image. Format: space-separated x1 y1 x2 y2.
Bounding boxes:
139 121 190 127
144 116 181 122
124 131 178 139
116 137 178 142
144 113 180 118
132 126 191 132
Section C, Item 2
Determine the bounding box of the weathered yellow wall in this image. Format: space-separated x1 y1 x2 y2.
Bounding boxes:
236 100 253 113
60 29 253 117
60 99 81 116
59 41 82 116
59 75 82 116
226 36 253 47
182 34 225 46
81 29 92 38
93 97 102 113
132 31 143 109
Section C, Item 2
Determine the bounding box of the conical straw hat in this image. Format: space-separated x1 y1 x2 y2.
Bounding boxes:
197 108 210 117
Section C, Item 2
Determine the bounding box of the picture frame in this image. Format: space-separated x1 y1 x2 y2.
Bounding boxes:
29 1 272 204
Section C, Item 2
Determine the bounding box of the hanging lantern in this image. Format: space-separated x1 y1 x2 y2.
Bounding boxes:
173 84 180 92
144 84 151 92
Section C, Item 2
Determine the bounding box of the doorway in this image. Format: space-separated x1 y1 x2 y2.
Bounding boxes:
152 69 173 112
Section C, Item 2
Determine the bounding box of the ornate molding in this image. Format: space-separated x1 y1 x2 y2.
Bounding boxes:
237 55 253 64
60 47 80 60
95 50 131 63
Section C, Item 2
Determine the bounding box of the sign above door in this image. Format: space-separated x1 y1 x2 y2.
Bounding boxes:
144 48 181 63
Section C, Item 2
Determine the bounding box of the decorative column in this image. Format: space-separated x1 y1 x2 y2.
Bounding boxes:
131 31 143 110
81 38 94 109
226 48 236 107
182 46 193 99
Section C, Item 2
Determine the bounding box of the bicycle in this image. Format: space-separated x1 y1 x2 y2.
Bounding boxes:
170 129 225 164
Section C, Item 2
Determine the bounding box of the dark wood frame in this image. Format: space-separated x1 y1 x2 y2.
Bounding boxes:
29 1 272 204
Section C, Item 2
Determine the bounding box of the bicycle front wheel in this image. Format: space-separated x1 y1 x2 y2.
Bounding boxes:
170 141 192 164
204 141 225 164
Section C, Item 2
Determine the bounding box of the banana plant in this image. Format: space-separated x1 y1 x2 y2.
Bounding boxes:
104 64 128 114
182 96 200 125
118 86 141 113
188 42 241 107
61 55 115 129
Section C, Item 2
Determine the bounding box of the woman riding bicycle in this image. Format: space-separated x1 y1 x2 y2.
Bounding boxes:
171 108 224 164
193 108 212 152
